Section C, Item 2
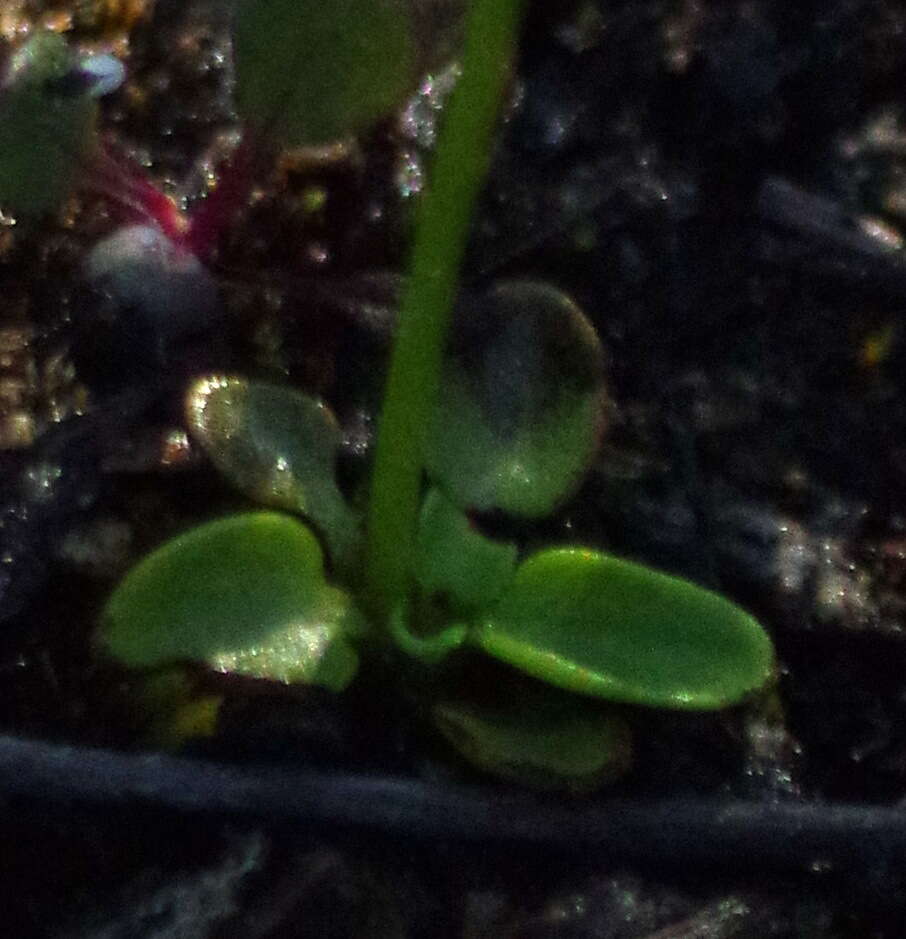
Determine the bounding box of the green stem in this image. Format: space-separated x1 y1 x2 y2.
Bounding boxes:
364 0 525 621
388 603 468 665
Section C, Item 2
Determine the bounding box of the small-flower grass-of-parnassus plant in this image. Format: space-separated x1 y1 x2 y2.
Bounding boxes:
0 0 775 791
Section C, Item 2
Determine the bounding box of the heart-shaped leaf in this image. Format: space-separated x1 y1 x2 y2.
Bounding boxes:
415 486 517 613
425 280 607 518
470 548 775 709
233 0 416 148
433 693 632 792
0 31 99 219
186 376 361 568
100 512 363 691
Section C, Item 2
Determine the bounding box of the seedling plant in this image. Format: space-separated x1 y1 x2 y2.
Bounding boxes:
0 0 775 791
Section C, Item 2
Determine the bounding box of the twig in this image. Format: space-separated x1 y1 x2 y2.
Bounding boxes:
0 733 904 888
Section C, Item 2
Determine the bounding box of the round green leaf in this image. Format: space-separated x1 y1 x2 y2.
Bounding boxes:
100 512 363 691
186 376 361 568
425 280 607 518
433 694 632 792
233 0 416 147
0 31 98 219
471 548 775 710
415 486 517 613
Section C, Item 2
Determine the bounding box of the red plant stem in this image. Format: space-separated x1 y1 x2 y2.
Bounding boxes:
86 138 187 240
81 135 262 262
180 134 260 262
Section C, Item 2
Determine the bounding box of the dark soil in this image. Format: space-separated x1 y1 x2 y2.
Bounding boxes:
2 0 906 935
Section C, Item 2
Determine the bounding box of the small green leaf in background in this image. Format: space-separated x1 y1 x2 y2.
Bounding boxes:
471 548 775 710
100 512 363 691
433 693 632 792
415 486 517 614
0 31 99 219
233 0 416 147
186 376 361 569
137 669 223 751
425 280 607 518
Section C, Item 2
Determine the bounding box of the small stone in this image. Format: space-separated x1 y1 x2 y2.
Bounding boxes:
0 410 34 448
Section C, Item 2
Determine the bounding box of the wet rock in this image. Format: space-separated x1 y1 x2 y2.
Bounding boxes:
78 224 222 389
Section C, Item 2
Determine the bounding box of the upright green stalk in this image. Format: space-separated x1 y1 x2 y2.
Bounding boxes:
364 0 525 620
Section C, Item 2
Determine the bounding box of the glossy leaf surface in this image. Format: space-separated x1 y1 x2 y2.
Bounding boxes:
471 548 775 709
186 377 360 567
100 512 362 691
433 694 632 792
233 0 416 147
425 280 607 518
415 487 517 613
0 31 98 218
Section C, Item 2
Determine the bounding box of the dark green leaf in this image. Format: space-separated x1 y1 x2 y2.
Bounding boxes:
233 0 416 147
415 486 517 613
433 692 632 792
0 31 98 218
185 376 361 568
100 512 363 691
425 280 607 517
471 548 775 709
